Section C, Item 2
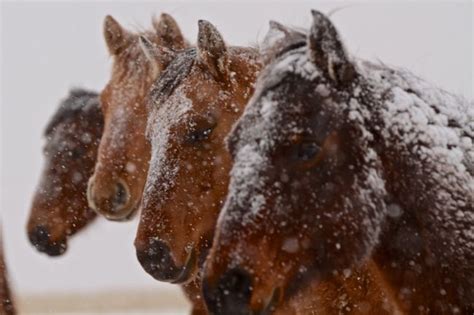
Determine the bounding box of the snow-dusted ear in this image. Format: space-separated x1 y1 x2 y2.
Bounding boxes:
261 21 290 53
308 10 356 84
261 20 305 65
197 20 229 79
104 15 132 55
139 35 175 77
152 13 186 50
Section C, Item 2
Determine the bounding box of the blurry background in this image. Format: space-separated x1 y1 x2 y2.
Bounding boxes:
1 1 472 314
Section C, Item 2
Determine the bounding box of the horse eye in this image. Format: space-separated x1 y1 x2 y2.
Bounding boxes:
70 147 85 159
295 142 320 161
185 126 214 144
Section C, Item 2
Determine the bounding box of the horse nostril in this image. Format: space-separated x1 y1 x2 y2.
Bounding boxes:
88 176 133 220
203 268 253 315
112 181 129 209
136 239 180 282
28 225 67 256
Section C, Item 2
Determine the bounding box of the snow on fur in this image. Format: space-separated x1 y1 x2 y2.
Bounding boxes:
219 26 473 299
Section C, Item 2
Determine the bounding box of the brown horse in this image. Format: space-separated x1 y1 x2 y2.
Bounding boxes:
1 228 15 315
135 20 399 315
28 89 102 256
203 10 473 314
87 14 187 221
85 14 207 314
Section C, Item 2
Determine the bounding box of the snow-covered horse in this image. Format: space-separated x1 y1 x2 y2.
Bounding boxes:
1 228 15 315
137 20 399 315
203 10 473 314
87 14 188 221
28 89 102 256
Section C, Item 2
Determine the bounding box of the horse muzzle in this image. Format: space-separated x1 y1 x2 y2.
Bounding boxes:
28 225 67 256
87 175 136 221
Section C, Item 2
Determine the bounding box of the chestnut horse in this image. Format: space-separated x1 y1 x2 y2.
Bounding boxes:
0 229 15 315
28 89 102 256
87 14 187 221
203 10 473 314
136 20 399 315
85 14 207 314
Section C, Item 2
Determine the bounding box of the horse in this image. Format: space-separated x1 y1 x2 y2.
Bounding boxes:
1 227 15 315
136 20 400 315
202 10 473 314
27 89 102 256
87 13 188 221
84 14 207 314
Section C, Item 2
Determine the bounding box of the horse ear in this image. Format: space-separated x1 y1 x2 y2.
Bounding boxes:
261 20 302 64
269 20 293 36
197 20 228 79
261 21 290 50
138 35 175 77
152 13 186 50
308 10 356 84
104 15 131 55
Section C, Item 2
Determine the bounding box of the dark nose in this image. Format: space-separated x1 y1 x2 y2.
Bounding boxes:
87 177 131 220
28 225 67 256
203 268 253 315
136 238 183 282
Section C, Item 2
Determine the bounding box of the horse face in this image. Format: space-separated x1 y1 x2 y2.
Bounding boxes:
135 21 261 284
88 14 186 221
203 11 387 314
28 91 102 256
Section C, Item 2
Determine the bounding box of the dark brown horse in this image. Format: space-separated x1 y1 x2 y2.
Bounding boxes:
135 20 399 315
87 14 187 221
1 228 15 315
28 89 102 256
203 10 473 314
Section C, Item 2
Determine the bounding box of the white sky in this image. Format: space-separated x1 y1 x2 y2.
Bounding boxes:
0 0 472 301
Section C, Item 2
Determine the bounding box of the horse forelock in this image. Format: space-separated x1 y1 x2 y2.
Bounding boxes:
148 48 197 109
44 89 101 137
227 47 322 156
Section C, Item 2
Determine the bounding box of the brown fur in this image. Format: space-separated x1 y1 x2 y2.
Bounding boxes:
203 11 472 315
136 21 400 315
89 14 208 314
88 14 188 221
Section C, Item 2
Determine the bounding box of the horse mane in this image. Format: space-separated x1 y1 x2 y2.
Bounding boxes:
149 44 261 111
44 88 101 136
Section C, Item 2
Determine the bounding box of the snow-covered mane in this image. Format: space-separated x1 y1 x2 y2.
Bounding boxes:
44 88 100 136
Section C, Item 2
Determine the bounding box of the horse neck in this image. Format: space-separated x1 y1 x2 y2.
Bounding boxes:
365 65 474 307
